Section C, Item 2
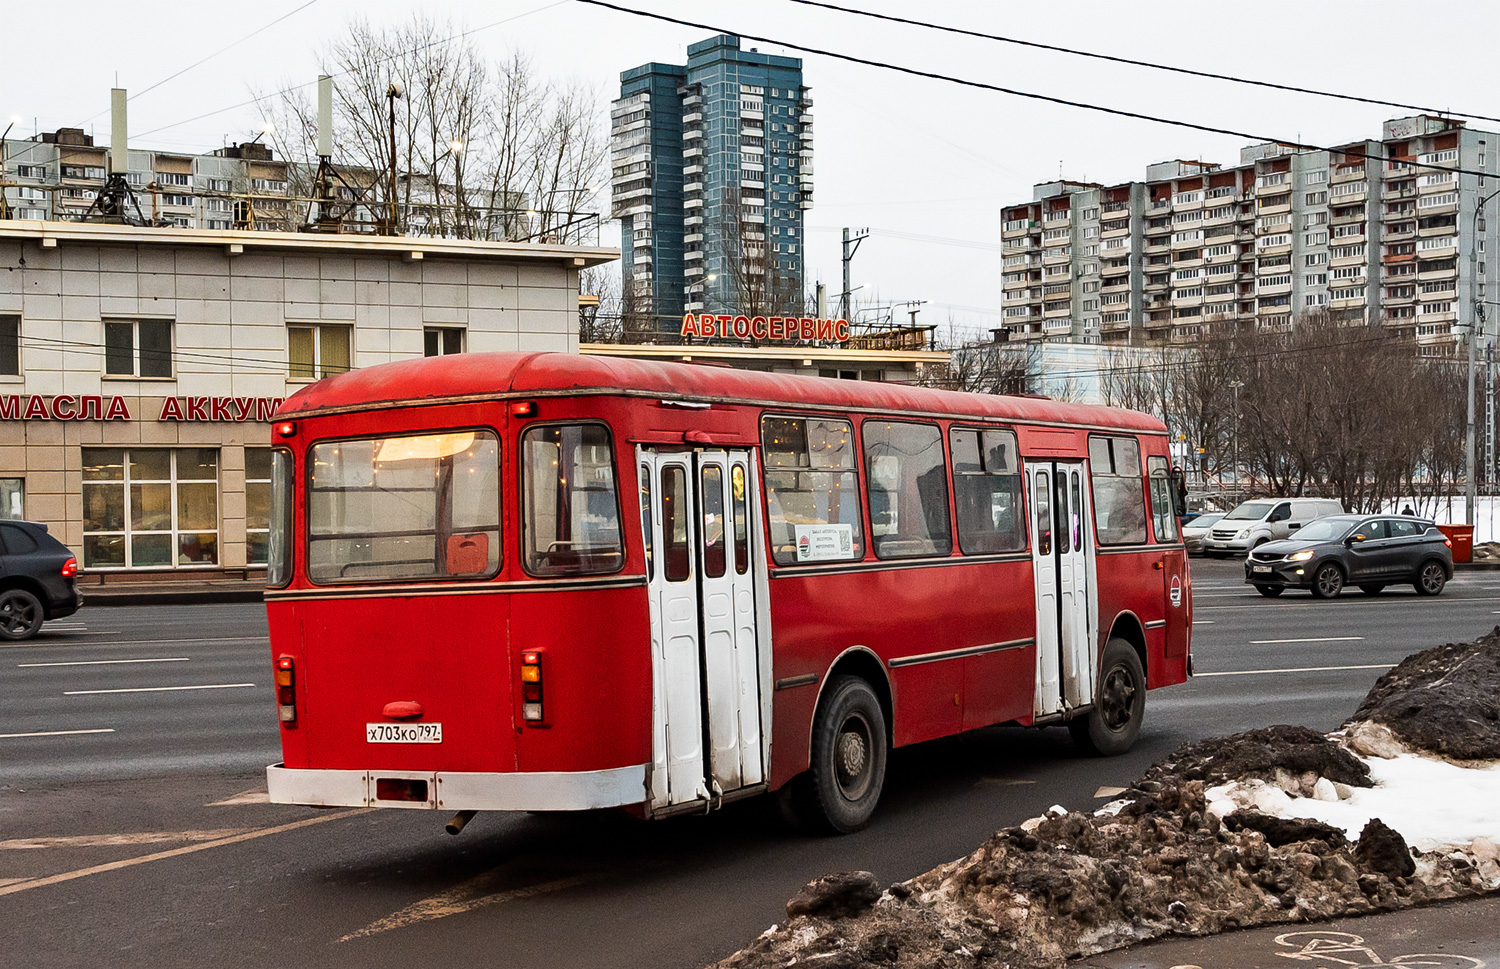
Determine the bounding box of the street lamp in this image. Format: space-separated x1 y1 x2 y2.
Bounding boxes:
1228 379 1245 493
1465 187 1500 526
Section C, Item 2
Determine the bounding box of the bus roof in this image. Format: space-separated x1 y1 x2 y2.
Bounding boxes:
278 352 1167 433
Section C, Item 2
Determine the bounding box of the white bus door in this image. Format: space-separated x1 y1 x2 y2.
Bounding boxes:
641 449 765 811
1030 461 1097 718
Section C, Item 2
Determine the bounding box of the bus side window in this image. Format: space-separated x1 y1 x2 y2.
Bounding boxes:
520 423 625 576
863 420 951 560
1147 455 1179 543
701 465 726 578
1089 435 1147 546
661 466 690 582
760 416 863 565
949 427 1024 554
731 464 749 575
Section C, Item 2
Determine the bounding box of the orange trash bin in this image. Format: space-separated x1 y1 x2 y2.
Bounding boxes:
1437 524 1474 564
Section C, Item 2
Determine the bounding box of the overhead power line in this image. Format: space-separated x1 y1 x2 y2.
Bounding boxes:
130 0 569 140
574 0 1495 182
783 0 1500 127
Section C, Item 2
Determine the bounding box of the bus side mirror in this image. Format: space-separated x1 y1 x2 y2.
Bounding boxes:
1172 469 1188 517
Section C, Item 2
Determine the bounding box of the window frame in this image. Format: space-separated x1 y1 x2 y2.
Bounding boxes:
102 318 174 379
1087 434 1149 547
948 424 1028 556
861 418 953 561
1146 454 1180 543
760 412 865 567
518 420 626 579
81 447 221 570
0 315 19 378
423 326 466 357
287 321 353 381
265 447 293 588
304 426 503 586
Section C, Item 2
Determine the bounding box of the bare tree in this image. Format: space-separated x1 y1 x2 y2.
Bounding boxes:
256 14 605 240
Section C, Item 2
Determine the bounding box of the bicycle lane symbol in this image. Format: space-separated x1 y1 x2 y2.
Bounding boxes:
1269 930 1486 969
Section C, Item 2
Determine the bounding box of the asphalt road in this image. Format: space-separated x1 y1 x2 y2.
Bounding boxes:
2 559 1497 969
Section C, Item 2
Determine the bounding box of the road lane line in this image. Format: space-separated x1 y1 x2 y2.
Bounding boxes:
0 728 115 739
18 658 189 668
1 635 264 650
0 809 368 897
1192 620 1214 625
339 873 599 942
1195 664 1391 677
0 829 251 850
64 683 255 695
1249 637 1365 644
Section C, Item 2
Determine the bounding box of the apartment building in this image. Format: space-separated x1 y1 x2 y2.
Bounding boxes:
1001 115 1498 354
612 34 813 338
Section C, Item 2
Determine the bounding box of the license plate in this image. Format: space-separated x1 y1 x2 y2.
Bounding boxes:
366 722 443 744
1251 565 1272 573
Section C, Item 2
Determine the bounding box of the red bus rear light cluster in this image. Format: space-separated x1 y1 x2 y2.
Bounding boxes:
521 650 544 723
60 557 78 579
275 656 297 724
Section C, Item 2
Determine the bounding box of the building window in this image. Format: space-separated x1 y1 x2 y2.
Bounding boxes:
0 478 22 519
245 448 273 567
288 323 351 379
424 327 465 357
104 319 173 378
0 315 18 376
82 448 219 569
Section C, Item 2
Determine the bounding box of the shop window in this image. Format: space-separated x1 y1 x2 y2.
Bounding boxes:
82 448 219 569
288 323 351 379
245 448 273 566
950 427 1025 554
0 478 23 519
863 420 951 559
104 319 173 378
0 316 18 376
423 327 465 357
762 416 862 565
1089 435 1147 546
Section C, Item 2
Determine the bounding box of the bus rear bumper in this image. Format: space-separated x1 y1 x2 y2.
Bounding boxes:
265 763 649 812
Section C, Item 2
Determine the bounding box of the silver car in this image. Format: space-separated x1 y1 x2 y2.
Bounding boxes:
1182 512 1225 555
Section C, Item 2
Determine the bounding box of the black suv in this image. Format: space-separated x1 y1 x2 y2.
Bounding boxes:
1244 514 1453 599
0 520 82 639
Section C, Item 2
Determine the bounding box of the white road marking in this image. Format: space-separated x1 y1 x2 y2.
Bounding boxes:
0 829 251 850
1192 620 1214 625
1 636 267 650
209 788 270 806
18 657 189 668
339 873 599 942
1195 664 1391 677
0 728 115 739
64 683 255 696
1249 636 1365 644
0 809 367 897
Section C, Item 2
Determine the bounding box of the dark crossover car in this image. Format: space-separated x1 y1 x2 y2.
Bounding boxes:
1244 514 1453 599
0 520 82 639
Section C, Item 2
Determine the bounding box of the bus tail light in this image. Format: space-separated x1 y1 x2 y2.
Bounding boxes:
521 649 544 723
60 557 78 579
275 656 297 724
510 401 536 418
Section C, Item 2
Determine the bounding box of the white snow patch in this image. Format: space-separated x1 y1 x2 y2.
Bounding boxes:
1212 753 1500 851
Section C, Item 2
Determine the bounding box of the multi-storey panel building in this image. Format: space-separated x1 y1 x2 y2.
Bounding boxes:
612 35 812 339
1000 115 1498 354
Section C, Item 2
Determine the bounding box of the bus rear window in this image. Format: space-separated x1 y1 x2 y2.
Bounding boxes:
307 430 500 584
521 423 624 576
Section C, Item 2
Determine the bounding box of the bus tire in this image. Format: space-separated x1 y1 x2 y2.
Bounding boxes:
1069 639 1145 757
806 676 888 834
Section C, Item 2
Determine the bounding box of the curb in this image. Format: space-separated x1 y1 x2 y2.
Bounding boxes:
82 588 266 607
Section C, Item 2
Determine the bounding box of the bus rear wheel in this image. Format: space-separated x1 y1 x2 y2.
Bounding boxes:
1069 639 1145 757
804 676 888 835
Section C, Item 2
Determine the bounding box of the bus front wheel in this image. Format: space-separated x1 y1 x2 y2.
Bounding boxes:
1069 639 1145 757
804 675 888 834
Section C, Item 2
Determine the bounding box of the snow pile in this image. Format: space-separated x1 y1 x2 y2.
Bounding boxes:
710 635 1500 969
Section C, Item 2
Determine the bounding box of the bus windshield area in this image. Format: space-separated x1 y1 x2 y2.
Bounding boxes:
307 430 500 583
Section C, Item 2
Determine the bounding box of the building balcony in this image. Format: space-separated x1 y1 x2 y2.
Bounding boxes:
1383 290 1417 305
1148 199 1172 214
1416 240 1460 260
1043 316 1074 331
1418 176 1459 193
1383 162 1417 180
1418 223 1459 238
1383 314 1417 330
1143 314 1172 330
1100 223 1131 240
1042 249 1072 265
1417 324 1458 346
682 112 702 124
1042 233 1072 248
1329 295 1368 310
1330 166 1368 184
683 146 702 159
1042 215 1072 229
1419 264 1459 281
1417 200 1460 217
1101 278 1132 293
1382 184 1418 201
1383 226 1415 242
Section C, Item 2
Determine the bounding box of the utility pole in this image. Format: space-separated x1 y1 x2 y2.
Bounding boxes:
1467 189 1500 524
839 227 869 319
1488 342 1496 495
1229 379 1244 494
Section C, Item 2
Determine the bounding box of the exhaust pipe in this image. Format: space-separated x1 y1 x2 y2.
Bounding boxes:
445 810 478 836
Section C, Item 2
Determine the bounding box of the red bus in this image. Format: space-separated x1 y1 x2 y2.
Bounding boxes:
264 353 1192 833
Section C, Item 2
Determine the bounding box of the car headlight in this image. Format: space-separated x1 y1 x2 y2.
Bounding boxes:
1288 549 1314 562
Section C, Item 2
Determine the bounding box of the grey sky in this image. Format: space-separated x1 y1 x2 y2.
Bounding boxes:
7 0 1499 337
